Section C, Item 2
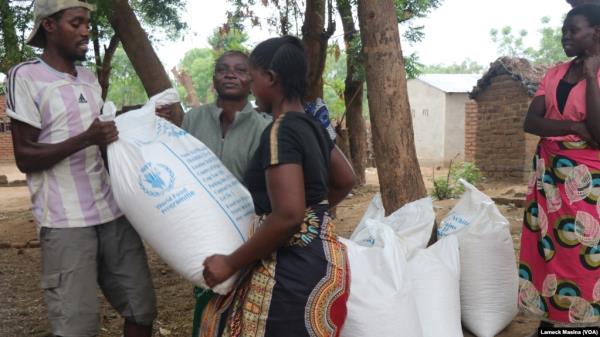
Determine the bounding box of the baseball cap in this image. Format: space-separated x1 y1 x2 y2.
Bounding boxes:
26 0 96 48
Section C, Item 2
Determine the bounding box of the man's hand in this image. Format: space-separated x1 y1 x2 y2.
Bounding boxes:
85 118 118 146
156 104 181 126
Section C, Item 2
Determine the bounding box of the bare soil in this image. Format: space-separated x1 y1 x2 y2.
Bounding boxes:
0 167 539 337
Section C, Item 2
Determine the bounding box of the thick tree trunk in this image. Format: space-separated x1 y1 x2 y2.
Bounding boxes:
344 81 366 185
337 0 367 186
0 0 20 72
108 0 183 123
302 0 334 101
357 0 427 214
567 0 600 6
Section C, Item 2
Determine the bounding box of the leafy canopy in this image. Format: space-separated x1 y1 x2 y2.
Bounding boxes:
105 47 147 108
490 16 566 65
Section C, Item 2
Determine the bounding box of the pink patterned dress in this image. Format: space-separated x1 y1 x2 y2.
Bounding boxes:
519 61 600 324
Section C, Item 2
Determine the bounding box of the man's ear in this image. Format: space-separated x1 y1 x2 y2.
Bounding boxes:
41 17 57 35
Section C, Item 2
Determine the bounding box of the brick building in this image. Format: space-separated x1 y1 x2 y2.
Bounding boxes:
0 95 15 164
465 57 549 181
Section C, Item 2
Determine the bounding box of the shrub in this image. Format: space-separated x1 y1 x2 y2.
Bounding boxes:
431 161 484 200
432 177 452 200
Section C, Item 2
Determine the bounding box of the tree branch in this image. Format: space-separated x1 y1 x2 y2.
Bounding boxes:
324 0 336 38
91 21 102 79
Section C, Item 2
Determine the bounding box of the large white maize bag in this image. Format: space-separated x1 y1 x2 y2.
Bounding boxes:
340 221 423 337
408 235 463 337
352 194 435 259
354 192 387 229
105 89 254 294
438 179 518 337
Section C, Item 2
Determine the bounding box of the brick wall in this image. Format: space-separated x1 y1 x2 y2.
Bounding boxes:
464 99 478 163
465 75 538 181
0 95 16 164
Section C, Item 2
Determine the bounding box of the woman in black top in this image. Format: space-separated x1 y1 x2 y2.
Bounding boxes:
201 36 355 337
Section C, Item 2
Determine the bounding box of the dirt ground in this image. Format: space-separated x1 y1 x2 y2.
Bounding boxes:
0 166 540 337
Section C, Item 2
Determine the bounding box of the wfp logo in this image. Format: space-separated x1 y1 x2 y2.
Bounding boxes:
139 162 175 197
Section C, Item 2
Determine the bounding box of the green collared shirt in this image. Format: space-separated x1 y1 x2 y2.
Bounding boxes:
182 101 272 184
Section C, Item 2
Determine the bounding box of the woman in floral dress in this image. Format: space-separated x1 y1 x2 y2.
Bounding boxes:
519 4 600 328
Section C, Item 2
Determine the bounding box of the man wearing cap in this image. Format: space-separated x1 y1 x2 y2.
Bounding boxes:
5 1 157 336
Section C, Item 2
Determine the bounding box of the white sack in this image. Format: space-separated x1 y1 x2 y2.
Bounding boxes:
340 221 423 337
106 90 255 294
354 193 386 231
438 179 518 337
408 236 463 337
352 194 435 258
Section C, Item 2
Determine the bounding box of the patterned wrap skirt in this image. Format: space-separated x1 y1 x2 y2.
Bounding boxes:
519 139 600 325
199 202 350 337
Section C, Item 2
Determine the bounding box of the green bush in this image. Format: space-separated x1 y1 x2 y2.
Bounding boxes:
432 177 452 200
431 161 484 200
451 162 484 195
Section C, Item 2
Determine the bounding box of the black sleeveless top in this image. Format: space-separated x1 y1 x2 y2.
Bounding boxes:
556 79 576 114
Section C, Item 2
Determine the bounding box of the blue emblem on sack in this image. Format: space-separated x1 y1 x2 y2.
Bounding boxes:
358 236 375 247
139 162 175 197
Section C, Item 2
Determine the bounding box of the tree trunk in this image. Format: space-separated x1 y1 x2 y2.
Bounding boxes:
0 0 20 72
92 32 119 101
335 123 352 164
92 22 103 77
302 0 334 101
337 0 367 186
567 0 600 6
107 0 183 123
357 0 426 215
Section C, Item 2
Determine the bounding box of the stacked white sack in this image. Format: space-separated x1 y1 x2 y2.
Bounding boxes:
340 221 423 337
352 194 435 259
408 236 463 337
438 179 519 337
